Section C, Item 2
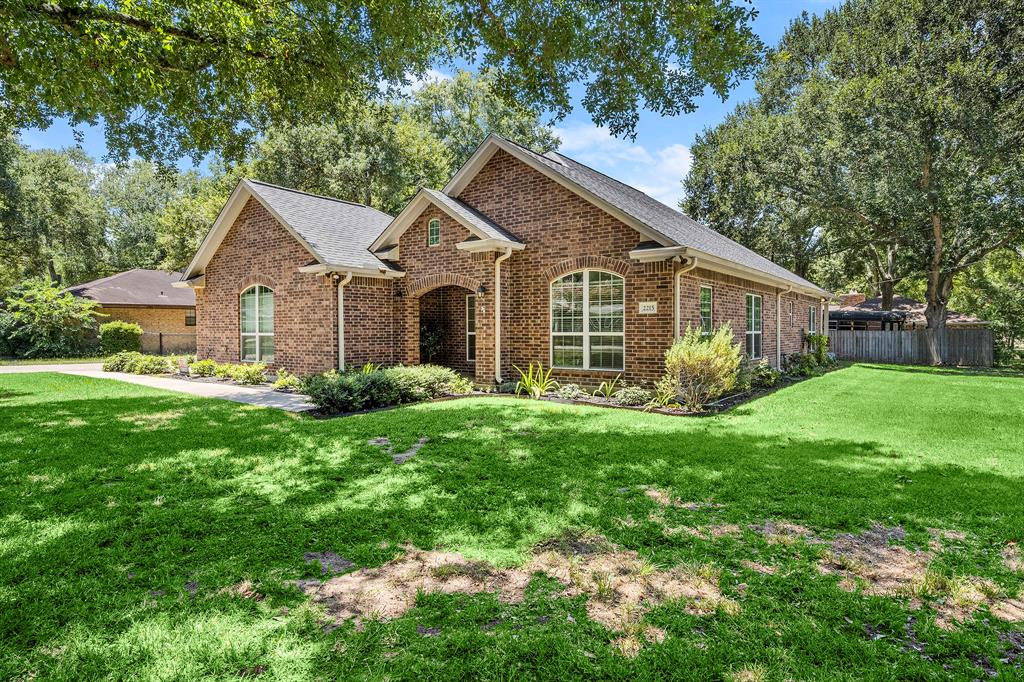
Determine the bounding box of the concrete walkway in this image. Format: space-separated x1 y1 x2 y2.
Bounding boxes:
0 363 314 412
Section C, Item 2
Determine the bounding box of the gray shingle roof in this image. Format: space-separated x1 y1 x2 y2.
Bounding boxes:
421 188 521 243
499 138 825 293
246 180 395 271
67 269 195 307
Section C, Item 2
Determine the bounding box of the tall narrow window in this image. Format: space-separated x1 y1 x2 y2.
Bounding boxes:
699 285 713 334
745 293 762 359
466 294 476 362
551 270 624 371
428 218 440 246
240 285 274 363
788 300 794 327
808 306 817 332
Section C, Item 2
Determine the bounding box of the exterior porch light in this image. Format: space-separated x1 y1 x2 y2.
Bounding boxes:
477 283 486 295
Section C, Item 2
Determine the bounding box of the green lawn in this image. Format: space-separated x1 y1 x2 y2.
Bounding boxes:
0 356 106 366
1 365 1022 680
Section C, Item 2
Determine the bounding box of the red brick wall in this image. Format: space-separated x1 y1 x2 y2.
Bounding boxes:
342 276 396 369
197 197 340 375
419 285 474 375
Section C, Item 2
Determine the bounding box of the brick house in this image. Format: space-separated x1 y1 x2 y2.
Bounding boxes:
68 269 197 353
176 135 828 384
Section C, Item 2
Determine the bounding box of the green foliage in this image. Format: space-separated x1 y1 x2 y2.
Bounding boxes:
648 377 682 410
102 351 173 374
513 363 558 399
359 362 383 374
805 334 830 366
612 386 653 407
554 383 585 400
214 362 234 379
592 374 622 399
188 359 219 378
0 278 100 358
783 352 821 378
99 320 142 355
661 325 742 412
750 360 781 389
949 249 1024 365
0 3 758 163
383 364 472 402
301 370 400 414
271 369 302 391
229 363 268 385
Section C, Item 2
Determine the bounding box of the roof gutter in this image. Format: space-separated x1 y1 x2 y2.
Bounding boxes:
776 285 794 368
674 256 698 339
494 247 514 383
456 238 525 253
335 272 353 370
298 263 405 279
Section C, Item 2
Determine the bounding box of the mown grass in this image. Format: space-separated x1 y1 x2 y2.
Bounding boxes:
1 365 1022 680
0 356 106 366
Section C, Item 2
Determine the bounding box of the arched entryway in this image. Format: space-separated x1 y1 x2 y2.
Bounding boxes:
418 284 478 376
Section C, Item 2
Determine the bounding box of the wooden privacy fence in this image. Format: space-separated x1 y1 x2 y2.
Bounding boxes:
827 329 993 366
831 329 991 366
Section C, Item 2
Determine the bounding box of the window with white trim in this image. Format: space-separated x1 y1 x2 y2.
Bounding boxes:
808 306 817 332
428 218 440 246
551 270 624 371
466 294 476 362
745 293 762 359
240 285 274 363
699 285 713 334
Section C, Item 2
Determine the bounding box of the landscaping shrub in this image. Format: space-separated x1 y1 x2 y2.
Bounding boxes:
805 333 830 366
555 383 585 400
659 324 742 412
750 360 781 389
496 381 518 394
230 363 268 385
103 351 173 375
783 352 821 377
592 375 622 399
188 359 218 377
513 362 558 399
272 369 302 391
1 278 100 358
99 320 142 355
214 362 234 379
612 386 652 406
383 364 473 401
302 370 398 413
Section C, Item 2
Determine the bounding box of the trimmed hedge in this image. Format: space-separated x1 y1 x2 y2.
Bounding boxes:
99 321 142 355
103 351 174 375
302 364 473 415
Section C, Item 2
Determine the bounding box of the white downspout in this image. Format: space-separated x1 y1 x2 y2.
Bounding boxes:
494 248 513 383
336 272 353 371
674 256 698 339
776 285 794 369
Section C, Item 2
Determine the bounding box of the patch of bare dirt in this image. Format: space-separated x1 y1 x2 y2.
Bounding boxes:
642 487 722 511
296 533 733 657
368 436 429 464
1002 543 1024 573
819 524 928 597
740 560 777 575
749 521 820 545
304 551 353 575
221 580 264 601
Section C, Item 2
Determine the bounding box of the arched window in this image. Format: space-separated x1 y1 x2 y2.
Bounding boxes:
551 270 624 370
240 285 274 363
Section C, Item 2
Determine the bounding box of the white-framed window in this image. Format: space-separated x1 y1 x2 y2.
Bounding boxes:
551 270 624 371
466 294 476 362
745 293 762 359
808 306 817 333
240 285 274 363
428 218 440 246
699 285 713 334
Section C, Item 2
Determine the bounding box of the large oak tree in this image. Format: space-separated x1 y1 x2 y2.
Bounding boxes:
0 0 761 163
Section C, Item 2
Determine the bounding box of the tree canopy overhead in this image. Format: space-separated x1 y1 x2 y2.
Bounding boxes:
0 0 761 163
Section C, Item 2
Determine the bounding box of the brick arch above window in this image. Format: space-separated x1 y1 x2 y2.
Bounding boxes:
406 272 482 298
236 274 279 294
542 255 630 283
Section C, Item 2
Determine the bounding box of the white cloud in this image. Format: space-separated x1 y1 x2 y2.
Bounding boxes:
552 124 692 209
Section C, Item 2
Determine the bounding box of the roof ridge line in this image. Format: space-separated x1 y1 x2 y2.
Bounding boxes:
246 178 391 216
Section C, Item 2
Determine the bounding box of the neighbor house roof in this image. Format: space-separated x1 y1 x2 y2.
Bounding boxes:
180 180 398 283
67 269 195 307
829 296 986 326
439 134 827 296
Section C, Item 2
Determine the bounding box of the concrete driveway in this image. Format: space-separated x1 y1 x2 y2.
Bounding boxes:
0 363 313 412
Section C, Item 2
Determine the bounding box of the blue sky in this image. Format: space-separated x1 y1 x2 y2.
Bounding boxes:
19 0 836 209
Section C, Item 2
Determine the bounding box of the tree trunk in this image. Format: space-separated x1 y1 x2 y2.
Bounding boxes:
46 258 60 285
879 280 895 310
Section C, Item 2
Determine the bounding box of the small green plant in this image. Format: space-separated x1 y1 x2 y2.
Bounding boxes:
359 361 382 374
214 362 234 379
805 333 830 366
612 385 652 406
99 320 142 355
555 383 585 400
645 376 681 410
513 362 558 398
230 363 268 385
272 369 302 391
188 358 218 377
783 351 821 377
102 351 173 375
592 374 622 399
750 360 781 389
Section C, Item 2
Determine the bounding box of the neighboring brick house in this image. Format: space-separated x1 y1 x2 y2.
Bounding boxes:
829 292 988 331
176 135 828 384
68 269 197 353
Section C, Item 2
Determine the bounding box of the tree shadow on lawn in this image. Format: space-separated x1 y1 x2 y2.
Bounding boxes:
2 386 1023 679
